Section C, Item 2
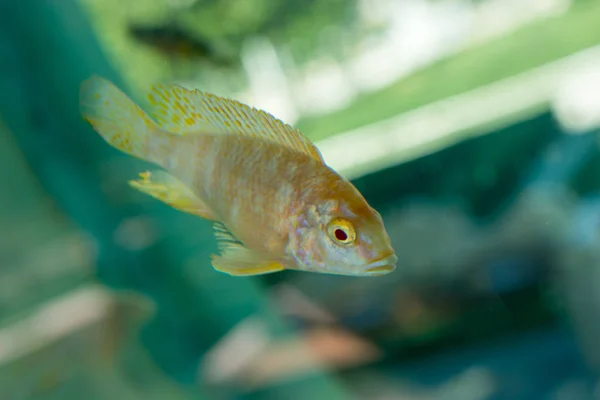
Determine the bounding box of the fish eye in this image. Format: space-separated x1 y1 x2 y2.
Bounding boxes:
327 218 356 246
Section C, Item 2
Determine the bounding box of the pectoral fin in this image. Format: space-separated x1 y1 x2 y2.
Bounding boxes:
129 170 216 220
211 222 285 276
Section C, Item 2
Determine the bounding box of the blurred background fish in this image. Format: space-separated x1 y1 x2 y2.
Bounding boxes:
128 22 236 68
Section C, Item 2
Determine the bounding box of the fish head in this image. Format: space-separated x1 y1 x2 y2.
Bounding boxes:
289 197 397 277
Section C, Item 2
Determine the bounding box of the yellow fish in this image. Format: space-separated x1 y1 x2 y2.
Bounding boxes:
79 76 397 277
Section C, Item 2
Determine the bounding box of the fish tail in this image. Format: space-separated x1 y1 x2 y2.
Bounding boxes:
80 76 161 161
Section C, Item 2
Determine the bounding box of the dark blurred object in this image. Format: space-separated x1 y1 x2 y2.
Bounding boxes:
128 22 236 67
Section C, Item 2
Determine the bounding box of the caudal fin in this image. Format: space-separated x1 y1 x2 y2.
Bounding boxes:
80 76 159 160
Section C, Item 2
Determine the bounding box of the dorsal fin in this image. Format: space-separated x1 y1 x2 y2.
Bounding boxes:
146 83 325 163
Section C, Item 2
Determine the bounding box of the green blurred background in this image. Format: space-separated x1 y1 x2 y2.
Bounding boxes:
2 0 600 399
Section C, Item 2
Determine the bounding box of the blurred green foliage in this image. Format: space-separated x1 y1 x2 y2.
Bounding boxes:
0 120 92 327
296 0 600 140
80 0 359 96
183 0 359 62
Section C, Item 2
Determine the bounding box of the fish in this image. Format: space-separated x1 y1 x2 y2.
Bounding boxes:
128 23 235 67
79 75 397 277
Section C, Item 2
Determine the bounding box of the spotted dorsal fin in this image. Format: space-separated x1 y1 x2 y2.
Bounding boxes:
146 83 325 163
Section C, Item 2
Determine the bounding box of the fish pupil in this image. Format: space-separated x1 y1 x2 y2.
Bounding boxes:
334 228 348 241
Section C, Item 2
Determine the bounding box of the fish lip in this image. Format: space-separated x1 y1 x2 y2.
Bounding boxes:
365 253 397 274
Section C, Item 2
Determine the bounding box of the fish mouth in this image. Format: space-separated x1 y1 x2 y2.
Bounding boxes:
365 253 397 274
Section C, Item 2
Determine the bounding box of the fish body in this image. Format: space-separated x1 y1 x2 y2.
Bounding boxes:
80 76 397 277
